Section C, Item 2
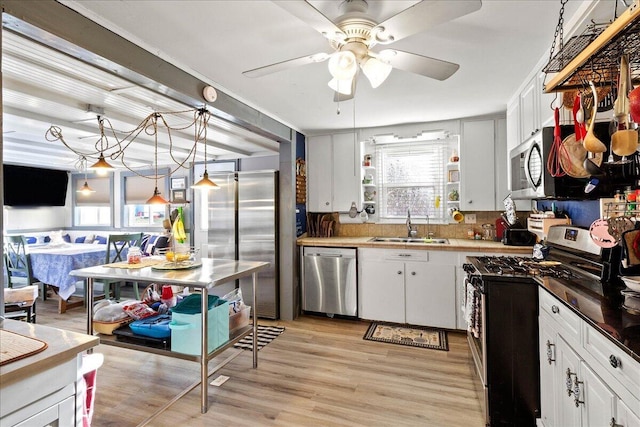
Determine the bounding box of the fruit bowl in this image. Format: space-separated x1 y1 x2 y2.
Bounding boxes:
156 247 197 263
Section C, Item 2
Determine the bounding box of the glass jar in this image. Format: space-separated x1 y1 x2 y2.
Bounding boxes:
127 246 142 264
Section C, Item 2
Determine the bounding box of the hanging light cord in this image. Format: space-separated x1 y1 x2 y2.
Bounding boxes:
45 108 211 180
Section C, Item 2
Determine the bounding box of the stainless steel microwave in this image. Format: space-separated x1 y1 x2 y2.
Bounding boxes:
510 123 618 200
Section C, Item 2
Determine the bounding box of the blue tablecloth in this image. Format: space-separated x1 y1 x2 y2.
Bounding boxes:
28 244 111 300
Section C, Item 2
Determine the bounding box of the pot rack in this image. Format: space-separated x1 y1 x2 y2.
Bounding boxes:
544 0 640 93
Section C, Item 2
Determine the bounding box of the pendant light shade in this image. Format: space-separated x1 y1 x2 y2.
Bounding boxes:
192 170 219 189
145 187 169 205
88 153 114 175
77 180 96 195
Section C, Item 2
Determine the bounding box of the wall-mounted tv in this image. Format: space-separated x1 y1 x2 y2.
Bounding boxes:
3 164 69 207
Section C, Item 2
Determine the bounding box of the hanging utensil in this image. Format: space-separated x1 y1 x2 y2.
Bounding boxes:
611 54 638 157
547 107 568 177
583 81 608 153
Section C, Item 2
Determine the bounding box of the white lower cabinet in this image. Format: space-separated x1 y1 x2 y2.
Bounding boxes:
538 287 640 427
358 248 456 328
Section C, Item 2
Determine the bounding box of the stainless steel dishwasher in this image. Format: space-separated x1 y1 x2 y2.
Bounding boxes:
302 247 357 316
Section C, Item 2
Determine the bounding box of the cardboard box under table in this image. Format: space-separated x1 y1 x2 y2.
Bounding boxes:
169 294 229 355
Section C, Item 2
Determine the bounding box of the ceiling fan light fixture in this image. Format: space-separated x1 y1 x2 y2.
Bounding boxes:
361 57 392 88
328 51 358 80
328 77 353 95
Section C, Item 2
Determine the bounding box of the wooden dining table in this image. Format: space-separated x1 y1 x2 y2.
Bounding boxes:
28 243 111 313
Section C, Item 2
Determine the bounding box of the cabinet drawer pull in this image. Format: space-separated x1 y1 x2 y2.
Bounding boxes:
411 271 416 276
551 305 560 314
573 377 584 407
609 355 620 369
610 418 622 427
397 271 402 275
546 340 555 365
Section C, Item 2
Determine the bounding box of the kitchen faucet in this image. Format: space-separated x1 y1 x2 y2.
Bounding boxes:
406 209 416 238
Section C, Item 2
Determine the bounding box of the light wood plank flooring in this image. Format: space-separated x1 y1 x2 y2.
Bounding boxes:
35 293 484 426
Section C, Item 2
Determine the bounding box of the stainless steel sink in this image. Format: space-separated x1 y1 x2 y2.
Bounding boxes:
369 237 449 244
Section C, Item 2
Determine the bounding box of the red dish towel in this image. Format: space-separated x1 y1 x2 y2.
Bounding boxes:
80 353 104 427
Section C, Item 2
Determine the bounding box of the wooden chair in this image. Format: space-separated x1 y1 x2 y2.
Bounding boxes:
4 285 38 323
4 235 47 301
98 233 143 300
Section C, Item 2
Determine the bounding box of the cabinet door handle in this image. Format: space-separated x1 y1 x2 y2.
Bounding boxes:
565 368 575 396
411 271 416 276
610 418 622 427
551 305 560 314
546 340 555 365
397 271 402 275
573 377 584 407
609 355 620 369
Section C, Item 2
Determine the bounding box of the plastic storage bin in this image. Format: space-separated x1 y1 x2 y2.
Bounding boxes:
169 295 229 355
229 305 251 334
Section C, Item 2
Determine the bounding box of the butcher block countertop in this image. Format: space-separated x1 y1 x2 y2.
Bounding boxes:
0 318 99 387
297 236 533 254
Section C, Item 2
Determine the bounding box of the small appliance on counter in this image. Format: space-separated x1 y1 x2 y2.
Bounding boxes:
502 228 537 246
527 213 571 241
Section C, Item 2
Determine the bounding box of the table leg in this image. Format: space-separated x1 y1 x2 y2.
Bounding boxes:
87 278 94 336
252 272 258 368
200 287 209 414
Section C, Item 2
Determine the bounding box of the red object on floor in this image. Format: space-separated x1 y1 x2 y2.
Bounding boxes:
80 353 103 427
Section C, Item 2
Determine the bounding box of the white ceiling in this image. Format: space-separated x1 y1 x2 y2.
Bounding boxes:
2 0 619 171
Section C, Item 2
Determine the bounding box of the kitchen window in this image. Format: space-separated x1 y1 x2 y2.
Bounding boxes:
375 138 456 222
122 170 169 228
72 174 113 227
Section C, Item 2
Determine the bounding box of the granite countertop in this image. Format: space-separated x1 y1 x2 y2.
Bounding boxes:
539 278 640 363
297 236 533 253
0 319 99 387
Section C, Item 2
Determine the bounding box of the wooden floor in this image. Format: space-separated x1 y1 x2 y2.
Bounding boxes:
35 293 484 427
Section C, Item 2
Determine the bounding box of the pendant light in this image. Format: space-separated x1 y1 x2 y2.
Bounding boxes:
192 109 218 190
145 114 169 205
87 117 115 176
76 156 96 196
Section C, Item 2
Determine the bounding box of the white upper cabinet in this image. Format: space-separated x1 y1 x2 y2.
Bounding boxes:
307 132 360 212
520 76 540 141
460 119 497 211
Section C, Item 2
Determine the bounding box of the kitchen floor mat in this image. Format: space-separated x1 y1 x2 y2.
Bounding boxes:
234 325 285 351
363 322 448 351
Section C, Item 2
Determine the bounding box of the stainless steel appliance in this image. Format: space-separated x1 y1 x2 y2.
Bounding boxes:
462 225 619 426
509 123 621 200
194 170 279 319
302 247 357 316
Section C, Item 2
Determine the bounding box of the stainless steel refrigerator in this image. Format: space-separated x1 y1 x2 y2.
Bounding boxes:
193 170 279 319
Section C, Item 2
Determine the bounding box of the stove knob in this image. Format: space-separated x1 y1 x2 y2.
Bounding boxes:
551 305 560 314
609 355 620 369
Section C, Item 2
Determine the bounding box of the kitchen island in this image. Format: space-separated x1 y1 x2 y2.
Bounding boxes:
0 318 99 426
71 257 269 418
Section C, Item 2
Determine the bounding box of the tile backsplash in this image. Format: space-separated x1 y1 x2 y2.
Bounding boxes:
330 211 530 239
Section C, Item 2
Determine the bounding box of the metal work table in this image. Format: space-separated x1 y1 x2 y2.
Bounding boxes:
71 257 269 417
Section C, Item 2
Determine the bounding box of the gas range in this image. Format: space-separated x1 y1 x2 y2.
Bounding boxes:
465 256 582 280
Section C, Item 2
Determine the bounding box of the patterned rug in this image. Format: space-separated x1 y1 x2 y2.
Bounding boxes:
363 322 449 351
234 325 285 351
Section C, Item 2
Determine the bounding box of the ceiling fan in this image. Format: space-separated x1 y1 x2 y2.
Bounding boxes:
243 0 482 101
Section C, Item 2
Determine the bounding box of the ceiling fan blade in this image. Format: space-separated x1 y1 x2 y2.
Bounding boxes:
374 0 481 44
273 0 344 40
385 50 459 81
243 53 330 78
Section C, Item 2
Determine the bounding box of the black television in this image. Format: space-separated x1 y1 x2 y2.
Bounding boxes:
3 164 69 207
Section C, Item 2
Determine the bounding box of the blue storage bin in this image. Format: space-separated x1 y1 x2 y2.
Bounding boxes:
130 314 172 338
169 295 229 355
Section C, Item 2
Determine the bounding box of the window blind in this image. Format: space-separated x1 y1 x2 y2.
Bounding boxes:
124 175 168 204
74 176 110 205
